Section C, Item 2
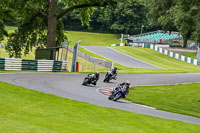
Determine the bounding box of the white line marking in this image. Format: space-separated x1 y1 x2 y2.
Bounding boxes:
132 103 156 110
135 82 200 87
0 73 15 74
83 46 167 69
110 47 167 70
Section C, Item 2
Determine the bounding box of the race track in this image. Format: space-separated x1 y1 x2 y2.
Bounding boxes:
82 46 162 69
0 73 200 125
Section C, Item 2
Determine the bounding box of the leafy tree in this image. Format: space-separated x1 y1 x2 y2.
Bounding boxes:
147 0 200 47
174 0 195 47
5 0 121 57
0 0 15 42
147 0 176 31
98 0 147 34
62 0 147 34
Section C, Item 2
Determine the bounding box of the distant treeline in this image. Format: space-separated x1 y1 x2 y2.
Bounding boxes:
62 0 150 34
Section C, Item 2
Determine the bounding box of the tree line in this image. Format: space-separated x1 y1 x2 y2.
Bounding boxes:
0 0 199 57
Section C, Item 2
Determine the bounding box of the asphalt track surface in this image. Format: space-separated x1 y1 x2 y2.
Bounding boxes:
1 73 200 125
82 46 162 69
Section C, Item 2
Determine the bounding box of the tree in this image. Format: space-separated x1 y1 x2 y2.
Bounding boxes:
147 0 176 31
4 0 121 57
100 0 147 34
0 0 15 42
147 0 200 47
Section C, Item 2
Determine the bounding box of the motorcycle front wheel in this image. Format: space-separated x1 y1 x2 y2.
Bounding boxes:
82 78 89 85
113 92 123 101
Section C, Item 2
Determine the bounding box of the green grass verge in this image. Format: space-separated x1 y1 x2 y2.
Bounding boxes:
1 81 200 132
178 52 197 59
114 47 200 73
127 83 200 118
65 31 120 46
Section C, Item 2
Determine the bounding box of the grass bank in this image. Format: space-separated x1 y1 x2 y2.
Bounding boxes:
65 31 120 46
114 47 200 73
127 83 200 118
179 52 197 59
0 81 200 132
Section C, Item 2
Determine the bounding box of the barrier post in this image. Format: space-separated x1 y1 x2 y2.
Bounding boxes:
76 62 79 72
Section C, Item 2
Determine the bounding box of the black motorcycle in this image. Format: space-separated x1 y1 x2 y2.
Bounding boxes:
82 75 97 86
108 86 126 101
103 71 117 82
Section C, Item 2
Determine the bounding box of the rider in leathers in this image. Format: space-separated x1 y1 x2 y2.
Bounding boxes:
109 80 131 99
87 71 100 85
105 67 118 80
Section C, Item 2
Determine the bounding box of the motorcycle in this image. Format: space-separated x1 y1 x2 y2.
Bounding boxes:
103 71 117 82
108 85 126 101
82 74 97 86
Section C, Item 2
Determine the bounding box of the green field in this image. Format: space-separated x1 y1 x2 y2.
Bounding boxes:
4 26 120 47
0 48 36 59
65 31 120 46
0 81 200 133
178 52 197 59
127 83 200 118
114 47 200 73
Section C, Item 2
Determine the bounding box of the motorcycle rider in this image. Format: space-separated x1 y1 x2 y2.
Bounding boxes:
105 67 118 80
109 80 131 99
86 71 100 85
111 67 118 79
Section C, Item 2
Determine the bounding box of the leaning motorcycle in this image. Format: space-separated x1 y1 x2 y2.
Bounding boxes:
103 71 117 82
82 75 97 86
108 86 126 101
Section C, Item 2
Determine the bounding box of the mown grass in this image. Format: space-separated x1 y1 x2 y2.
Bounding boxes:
0 81 200 133
127 83 200 118
178 52 197 59
65 31 120 46
114 47 200 73
0 48 36 59
4 26 120 47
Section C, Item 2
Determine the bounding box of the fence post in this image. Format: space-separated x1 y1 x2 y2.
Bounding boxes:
76 62 79 72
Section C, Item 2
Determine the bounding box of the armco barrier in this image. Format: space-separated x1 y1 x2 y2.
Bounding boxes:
150 44 200 66
22 59 38 71
53 60 62 72
68 46 113 69
37 60 54 72
0 58 67 72
0 58 5 70
5 58 22 71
